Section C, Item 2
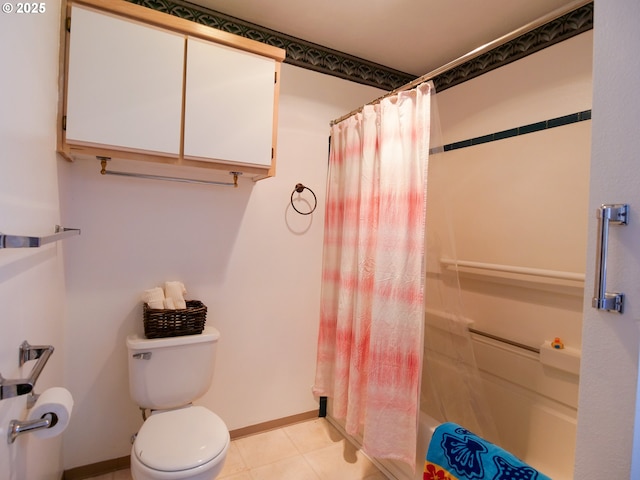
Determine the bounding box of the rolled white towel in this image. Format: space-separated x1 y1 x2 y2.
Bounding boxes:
164 281 187 309
163 297 176 310
143 287 165 309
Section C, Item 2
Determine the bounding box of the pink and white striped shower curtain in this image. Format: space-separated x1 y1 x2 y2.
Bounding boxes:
313 82 432 468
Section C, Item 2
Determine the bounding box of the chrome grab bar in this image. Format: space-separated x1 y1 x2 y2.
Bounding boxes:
468 328 540 354
592 203 628 313
440 258 584 282
0 342 54 406
0 225 80 249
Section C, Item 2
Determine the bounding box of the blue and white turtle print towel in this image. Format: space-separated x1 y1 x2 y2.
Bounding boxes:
424 423 552 480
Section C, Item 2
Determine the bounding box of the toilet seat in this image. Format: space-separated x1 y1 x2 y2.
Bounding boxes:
134 406 229 472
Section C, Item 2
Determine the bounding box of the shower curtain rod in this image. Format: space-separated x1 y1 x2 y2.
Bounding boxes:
330 0 592 127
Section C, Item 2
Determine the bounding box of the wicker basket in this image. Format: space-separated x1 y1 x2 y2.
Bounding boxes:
143 300 207 339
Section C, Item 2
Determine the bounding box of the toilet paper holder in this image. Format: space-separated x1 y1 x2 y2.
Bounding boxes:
7 412 56 444
1 341 59 444
0 341 54 408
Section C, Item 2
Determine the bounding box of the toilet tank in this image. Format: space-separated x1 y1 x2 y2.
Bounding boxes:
126 326 220 410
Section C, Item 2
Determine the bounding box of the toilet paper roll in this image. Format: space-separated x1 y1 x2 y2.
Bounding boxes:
27 387 74 439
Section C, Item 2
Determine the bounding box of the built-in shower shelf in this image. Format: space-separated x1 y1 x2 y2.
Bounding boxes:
440 258 585 295
539 341 581 376
0 226 80 249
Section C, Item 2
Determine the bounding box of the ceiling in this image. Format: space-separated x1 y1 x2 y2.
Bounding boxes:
185 0 585 77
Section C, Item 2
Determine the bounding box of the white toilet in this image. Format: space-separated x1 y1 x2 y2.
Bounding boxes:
126 326 230 480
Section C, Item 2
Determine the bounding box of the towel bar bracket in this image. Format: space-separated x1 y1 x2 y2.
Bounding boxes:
0 342 54 407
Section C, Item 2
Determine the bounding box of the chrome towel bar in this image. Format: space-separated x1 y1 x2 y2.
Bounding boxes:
0 225 80 249
99 158 241 187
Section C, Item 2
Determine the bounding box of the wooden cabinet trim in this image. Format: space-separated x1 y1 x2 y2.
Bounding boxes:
69 0 285 62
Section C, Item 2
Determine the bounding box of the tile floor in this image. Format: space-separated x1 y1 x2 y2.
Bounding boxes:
88 418 389 480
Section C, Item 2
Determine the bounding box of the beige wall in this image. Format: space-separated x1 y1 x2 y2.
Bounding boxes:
422 31 593 479
58 63 384 468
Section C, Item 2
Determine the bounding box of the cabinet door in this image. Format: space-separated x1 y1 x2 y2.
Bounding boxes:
65 6 184 156
183 37 276 167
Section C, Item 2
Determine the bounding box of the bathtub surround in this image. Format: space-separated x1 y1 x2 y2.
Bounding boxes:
422 31 592 479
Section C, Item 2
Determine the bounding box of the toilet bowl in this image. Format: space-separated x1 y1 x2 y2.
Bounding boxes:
126 327 230 480
130 406 229 480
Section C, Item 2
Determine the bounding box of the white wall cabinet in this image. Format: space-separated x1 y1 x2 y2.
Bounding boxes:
59 0 285 179
65 5 184 156
184 38 276 167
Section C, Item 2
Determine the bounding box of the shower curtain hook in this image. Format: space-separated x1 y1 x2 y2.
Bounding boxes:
290 183 317 215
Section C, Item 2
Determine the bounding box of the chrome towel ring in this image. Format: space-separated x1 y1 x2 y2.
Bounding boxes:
290 183 317 215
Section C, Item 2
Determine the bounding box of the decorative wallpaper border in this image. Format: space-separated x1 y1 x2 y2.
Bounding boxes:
434 3 593 92
127 0 593 92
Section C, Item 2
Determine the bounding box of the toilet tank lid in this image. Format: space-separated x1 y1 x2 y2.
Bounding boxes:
134 406 229 472
127 326 220 350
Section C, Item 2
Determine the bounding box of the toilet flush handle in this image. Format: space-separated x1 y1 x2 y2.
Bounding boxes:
132 352 152 360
